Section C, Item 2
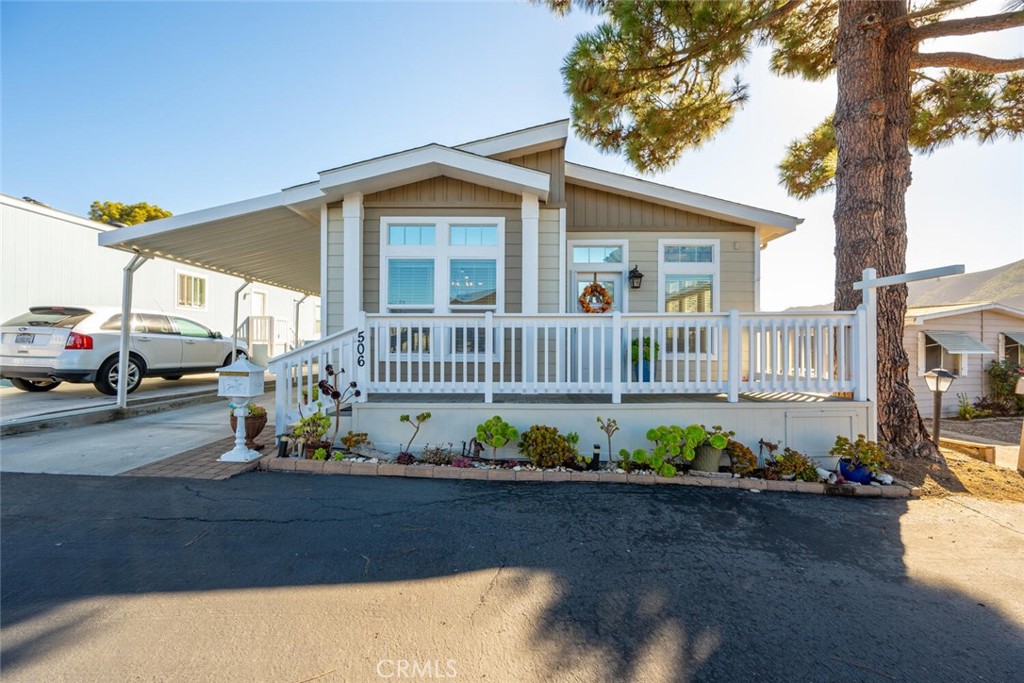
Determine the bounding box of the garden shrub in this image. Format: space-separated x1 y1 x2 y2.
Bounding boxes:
518 425 580 469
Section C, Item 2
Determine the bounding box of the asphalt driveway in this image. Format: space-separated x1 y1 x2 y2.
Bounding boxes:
2 473 1022 682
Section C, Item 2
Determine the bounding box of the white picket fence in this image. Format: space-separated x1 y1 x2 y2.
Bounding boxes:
269 309 868 431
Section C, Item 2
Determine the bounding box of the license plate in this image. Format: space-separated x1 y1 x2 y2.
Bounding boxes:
15 333 34 344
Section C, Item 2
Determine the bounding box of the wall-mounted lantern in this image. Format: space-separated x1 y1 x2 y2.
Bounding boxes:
628 265 644 290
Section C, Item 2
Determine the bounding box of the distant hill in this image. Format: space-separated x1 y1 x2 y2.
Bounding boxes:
787 260 1024 311
907 260 1024 310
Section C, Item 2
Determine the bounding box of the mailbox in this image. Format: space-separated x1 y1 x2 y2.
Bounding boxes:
218 356 266 398
217 357 267 462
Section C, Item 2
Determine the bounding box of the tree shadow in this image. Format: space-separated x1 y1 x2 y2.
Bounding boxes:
2 472 1023 680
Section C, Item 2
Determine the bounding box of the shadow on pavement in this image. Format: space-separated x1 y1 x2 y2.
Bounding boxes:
2 472 1022 680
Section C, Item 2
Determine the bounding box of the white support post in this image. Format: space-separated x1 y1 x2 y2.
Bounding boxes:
319 203 329 339
484 311 494 403
342 192 364 329
232 279 251 362
611 311 622 404
116 253 149 408
294 294 309 349
727 309 741 402
557 207 567 314
853 304 867 402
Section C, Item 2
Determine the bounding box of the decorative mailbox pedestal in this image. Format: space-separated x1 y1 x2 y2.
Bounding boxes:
218 357 267 462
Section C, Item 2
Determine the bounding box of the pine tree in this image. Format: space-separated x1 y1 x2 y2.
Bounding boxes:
548 0 1024 458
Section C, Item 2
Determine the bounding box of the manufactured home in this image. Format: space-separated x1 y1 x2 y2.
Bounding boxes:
98 120 877 459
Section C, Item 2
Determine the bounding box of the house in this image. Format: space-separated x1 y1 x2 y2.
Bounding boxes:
97 120 875 460
904 302 1024 417
0 194 320 361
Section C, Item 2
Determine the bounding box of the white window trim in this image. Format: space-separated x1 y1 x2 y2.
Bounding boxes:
379 216 506 315
917 331 966 377
998 332 1023 364
657 239 720 359
567 238 630 313
175 269 208 312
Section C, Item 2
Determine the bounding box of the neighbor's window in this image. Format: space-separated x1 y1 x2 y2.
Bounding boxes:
1002 333 1022 363
177 273 207 309
923 334 962 375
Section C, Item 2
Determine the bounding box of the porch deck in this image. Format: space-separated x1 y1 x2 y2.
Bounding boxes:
365 391 852 404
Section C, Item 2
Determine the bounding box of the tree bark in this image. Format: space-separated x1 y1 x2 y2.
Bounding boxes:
833 0 938 459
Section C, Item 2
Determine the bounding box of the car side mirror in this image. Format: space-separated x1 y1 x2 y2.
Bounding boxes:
213 331 223 339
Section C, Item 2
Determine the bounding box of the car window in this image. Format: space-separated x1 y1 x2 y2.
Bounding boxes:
172 317 213 338
4 307 92 328
136 314 177 335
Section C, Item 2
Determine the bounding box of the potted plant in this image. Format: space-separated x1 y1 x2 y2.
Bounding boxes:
291 406 332 458
830 434 888 485
630 336 660 382
228 402 268 450
691 425 734 472
767 447 820 482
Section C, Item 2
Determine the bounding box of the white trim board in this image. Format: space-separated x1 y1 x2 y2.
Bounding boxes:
455 119 570 160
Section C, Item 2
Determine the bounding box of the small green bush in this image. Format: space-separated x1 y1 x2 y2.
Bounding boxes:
519 425 580 469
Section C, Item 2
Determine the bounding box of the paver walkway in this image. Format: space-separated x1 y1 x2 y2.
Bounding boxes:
121 437 269 480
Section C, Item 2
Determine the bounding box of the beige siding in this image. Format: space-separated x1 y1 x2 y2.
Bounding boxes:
507 148 565 206
364 176 520 206
325 204 344 333
567 184 752 232
538 208 561 313
904 309 1024 417
567 231 755 313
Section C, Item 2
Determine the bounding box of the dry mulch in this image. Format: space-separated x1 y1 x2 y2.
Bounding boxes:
889 448 1024 503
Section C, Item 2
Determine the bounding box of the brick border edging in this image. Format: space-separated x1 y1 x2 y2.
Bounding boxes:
259 457 919 498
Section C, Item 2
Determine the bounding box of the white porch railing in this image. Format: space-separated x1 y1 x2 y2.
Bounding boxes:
269 308 868 433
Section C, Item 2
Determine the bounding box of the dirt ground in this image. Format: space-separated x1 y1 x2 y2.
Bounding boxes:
890 448 1024 503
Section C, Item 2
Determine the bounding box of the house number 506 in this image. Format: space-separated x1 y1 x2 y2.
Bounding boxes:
356 331 366 367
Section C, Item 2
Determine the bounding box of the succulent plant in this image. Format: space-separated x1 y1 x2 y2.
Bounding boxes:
476 416 520 462
518 425 581 469
725 439 757 476
829 434 888 475
396 452 417 465
451 456 474 469
399 411 431 454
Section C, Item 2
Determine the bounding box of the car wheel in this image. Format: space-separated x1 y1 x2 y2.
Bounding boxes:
94 355 144 396
9 377 63 392
161 375 183 380
224 351 247 366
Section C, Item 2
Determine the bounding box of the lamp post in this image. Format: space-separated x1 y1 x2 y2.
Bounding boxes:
923 368 956 445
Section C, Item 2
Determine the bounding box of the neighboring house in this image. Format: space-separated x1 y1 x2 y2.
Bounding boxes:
905 303 1024 417
97 120 878 459
1 194 320 360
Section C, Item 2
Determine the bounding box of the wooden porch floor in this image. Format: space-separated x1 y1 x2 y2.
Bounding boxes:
364 391 856 404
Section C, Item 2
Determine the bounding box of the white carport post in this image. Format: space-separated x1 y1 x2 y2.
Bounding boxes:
852 263 965 442
232 279 252 361
116 253 150 408
293 294 309 348
521 193 540 387
342 193 363 328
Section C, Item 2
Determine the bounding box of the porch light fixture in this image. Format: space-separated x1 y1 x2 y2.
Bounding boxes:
628 265 644 290
923 368 956 445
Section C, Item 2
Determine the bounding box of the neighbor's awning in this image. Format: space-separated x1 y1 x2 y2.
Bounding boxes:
927 331 995 354
1004 331 1024 346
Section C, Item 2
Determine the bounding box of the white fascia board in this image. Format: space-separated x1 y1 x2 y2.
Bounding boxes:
455 119 570 159
1 193 112 232
317 144 550 201
98 184 324 247
565 162 802 235
908 302 1024 324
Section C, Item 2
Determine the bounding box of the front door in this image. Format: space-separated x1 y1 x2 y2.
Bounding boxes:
571 272 623 385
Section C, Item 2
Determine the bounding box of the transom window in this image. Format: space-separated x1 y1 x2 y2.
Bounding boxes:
380 217 505 314
572 246 623 264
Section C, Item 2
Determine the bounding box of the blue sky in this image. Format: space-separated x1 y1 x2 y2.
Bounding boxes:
3 1 1022 309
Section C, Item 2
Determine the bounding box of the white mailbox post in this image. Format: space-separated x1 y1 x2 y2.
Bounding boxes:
1016 376 1024 474
218 357 267 462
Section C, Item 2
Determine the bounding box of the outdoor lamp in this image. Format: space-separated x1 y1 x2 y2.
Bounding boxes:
628 265 644 290
923 368 956 445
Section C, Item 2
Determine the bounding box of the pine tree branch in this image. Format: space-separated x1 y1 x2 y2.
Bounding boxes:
911 10 1024 42
890 0 977 27
911 51 1024 73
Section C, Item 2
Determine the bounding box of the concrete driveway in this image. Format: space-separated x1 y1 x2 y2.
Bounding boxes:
2 473 1021 682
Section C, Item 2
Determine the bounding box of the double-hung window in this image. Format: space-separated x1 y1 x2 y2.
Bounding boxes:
381 217 504 356
658 239 720 354
176 272 207 310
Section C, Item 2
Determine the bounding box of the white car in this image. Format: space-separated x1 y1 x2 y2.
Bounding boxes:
1 306 247 395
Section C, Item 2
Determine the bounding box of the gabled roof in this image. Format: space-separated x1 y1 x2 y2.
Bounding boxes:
564 162 802 241
455 119 569 159
906 302 1024 324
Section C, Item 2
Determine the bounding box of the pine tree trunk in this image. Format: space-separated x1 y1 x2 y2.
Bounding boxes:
833 0 938 459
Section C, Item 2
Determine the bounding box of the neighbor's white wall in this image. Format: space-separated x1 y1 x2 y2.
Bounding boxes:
0 196 320 347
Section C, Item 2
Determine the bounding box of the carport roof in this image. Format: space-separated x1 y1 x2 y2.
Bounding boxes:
99 144 553 295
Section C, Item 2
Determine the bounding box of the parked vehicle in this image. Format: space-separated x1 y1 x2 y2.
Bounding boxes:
0 306 247 395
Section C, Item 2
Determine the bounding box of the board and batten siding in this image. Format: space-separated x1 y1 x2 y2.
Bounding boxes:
905 309 1024 417
325 205 345 333
538 208 561 313
507 148 565 206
